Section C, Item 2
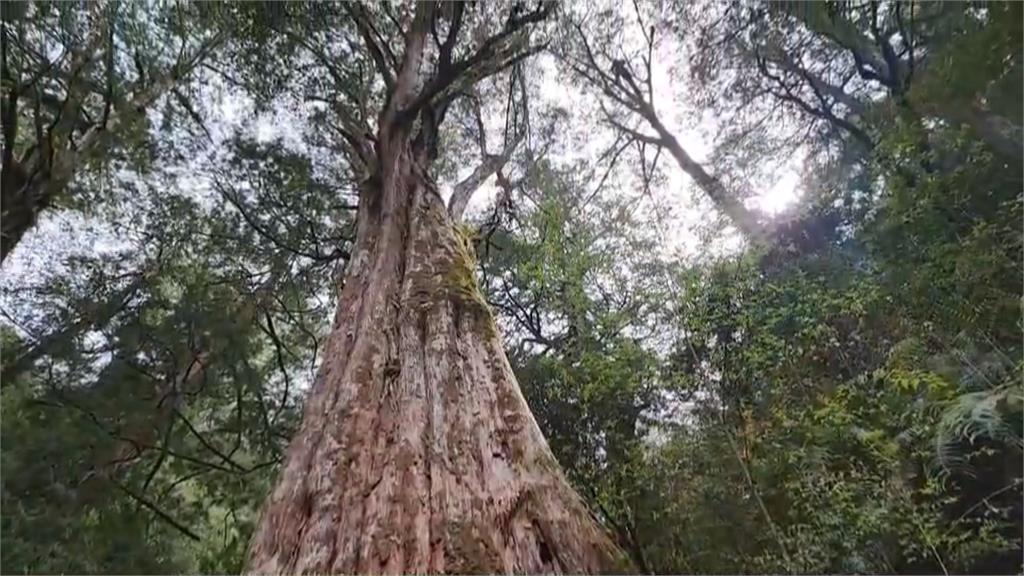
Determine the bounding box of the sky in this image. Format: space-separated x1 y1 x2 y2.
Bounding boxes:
456 19 805 260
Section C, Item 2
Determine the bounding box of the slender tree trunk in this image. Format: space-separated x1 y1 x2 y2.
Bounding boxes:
245 133 627 574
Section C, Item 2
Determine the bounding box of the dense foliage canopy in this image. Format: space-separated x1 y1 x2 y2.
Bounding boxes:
2 1 1020 574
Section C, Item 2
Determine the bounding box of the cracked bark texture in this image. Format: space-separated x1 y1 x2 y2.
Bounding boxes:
244 133 626 574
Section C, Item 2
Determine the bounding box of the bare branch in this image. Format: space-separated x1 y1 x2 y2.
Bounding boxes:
449 80 526 221
566 15 771 246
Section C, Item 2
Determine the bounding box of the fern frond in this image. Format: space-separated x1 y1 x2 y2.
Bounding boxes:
933 382 1023 476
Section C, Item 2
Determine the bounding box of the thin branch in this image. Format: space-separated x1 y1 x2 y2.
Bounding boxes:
344 2 396 91
398 2 555 125
113 479 202 542
448 78 527 220
260 309 293 424
214 177 349 263
172 407 250 473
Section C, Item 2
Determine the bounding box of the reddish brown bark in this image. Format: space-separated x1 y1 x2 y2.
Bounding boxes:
245 133 627 573
246 4 630 571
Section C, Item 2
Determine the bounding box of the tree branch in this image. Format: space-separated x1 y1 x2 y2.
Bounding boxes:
113 479 202 542
448 78 527 220
344 2 396 92
398 2 554 127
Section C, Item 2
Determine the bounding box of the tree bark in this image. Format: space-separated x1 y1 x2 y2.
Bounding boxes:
245 132 627 574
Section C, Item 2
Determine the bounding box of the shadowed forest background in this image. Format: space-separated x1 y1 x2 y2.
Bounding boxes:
1 0 1021 574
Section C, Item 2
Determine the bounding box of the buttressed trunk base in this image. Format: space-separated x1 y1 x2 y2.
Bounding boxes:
245 138 627 574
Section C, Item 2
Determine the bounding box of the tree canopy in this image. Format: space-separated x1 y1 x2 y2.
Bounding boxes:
2 1 1021 574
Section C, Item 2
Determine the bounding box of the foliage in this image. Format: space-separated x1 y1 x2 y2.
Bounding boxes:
1 130 348 573
1 1 1021 574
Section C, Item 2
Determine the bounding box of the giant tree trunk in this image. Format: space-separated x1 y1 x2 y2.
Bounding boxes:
245 134 627 574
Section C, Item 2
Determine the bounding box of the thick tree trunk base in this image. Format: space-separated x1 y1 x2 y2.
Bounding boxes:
245 145 626 574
